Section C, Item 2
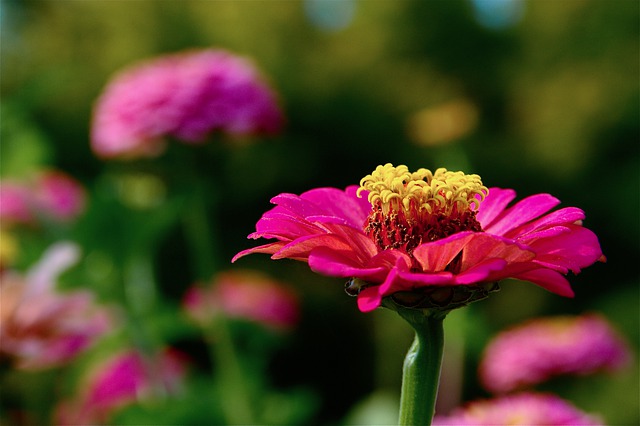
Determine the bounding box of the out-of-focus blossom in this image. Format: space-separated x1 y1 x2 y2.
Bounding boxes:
91 49 284 159
33 170 86 222
56 348 187 425
479 314 631 393
234 163 604 313
183 270 299 331
0 170 86 226
0 242 111 370
0 181 33 224
432 392 602 426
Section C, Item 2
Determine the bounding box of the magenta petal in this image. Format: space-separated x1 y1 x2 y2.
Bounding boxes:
308 247 387 282
515 268 575 297
455 258 507 284
252 213 322 240
357 286 384 313
459 233 535 272
300 186 371 229
476 188 516 228
232 241 286 262
412 232 476 271
505 207 585 239
272 234 351 260
527 225 603 274
484 193 561 236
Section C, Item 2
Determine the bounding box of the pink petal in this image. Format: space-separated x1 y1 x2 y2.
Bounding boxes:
459 233 535 272
476 188 516 228
412 232 477 272
272 234 352 260
300 186 370 229
455 258 507 284
232 241 286 262
357 286 384 313
514 269 575 297
308 247 388 282
484 194 561 236
505 207 585 240
527 225 603 274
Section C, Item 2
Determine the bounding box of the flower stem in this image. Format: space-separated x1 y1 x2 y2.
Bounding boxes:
396 309 445 426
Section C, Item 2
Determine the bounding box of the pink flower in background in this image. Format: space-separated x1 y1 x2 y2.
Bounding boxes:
0 242 111 370
56 348 187 425
91 49 284 159
233 164 604 313
0 181 33 224
33 170 86 222
479 314 630 393
432 393 602 426
0 170 86 226
183 270 300 331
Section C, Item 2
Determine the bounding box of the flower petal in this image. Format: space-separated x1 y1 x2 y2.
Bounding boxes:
505 207 585 240
232 241 286 262
272 234 352 260
527 225 603 274
308 246 388 283
455 258 507 284
459 233 535 272
514 269 575 297
484 193 561 236
412 232 476 272
300 186 371 229
476 188 516 228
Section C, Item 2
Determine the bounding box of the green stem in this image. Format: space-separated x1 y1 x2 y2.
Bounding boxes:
206 318 254 425
397 310 445 426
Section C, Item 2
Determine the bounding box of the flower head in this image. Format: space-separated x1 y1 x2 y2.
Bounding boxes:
0 170 86 226
0 242 111 370
91 49 284 159
183 270 300 331
479 314 631 393
432 392 602 426
233 163 604 313
56 348 187 425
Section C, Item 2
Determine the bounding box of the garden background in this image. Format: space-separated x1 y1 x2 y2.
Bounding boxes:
1 0 638 425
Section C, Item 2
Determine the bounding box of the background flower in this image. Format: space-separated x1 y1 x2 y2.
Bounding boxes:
55 348 187 425
183 269 300 331
0 242 111 370
91 49 284 159
432 392 602 426
479 314 631 393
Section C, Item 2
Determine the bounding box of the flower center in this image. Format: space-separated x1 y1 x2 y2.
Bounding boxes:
357 163 488 255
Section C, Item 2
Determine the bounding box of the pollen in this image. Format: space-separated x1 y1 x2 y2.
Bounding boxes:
357 163 488 255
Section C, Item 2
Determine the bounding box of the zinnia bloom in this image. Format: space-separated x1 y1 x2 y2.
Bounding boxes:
0 242 111 370
432 392 602 426
183 270 300 331
233 164 604 313
0 170 86 226
55 348 187 425
479 314 631 393
91 49 284 159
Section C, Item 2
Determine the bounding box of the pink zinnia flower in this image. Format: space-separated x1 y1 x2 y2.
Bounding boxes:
0 242 111 370
91 49 284 159
432 392 602 426
233 164 604 313
0 170 86 226
0 181 33 224
183 270 300 331
33 170 86 222
56 348 187 425
479 314 631 393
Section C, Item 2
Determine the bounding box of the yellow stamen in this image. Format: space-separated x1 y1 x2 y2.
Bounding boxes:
357 163 489 215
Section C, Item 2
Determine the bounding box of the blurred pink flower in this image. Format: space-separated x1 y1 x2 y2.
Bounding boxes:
0 170 86 226
183 270 300 330
233 164 604 313
479 314 631 393
0 181 33 224
432 392 602 426
0 242 111 370
33 170 86 222
91 49 284 159
56 348 187 425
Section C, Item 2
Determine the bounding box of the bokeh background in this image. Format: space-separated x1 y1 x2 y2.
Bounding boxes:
1 0 638 425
